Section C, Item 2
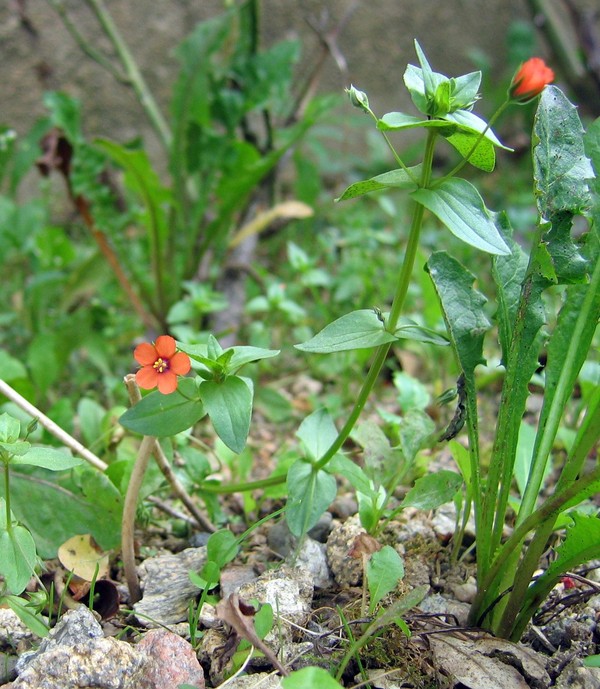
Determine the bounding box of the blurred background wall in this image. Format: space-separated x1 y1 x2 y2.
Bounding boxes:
1 1 531 139
2 1 598 157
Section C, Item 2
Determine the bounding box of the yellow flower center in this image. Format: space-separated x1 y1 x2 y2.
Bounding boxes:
153 357 168 373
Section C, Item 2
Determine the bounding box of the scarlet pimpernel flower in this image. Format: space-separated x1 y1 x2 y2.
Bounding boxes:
509 57 554 103
134 335 191 394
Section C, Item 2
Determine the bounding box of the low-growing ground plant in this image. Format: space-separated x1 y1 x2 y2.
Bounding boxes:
1 9 599 687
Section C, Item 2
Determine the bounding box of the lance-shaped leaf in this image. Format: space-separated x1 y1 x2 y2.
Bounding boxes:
295 310 397 353
426 252 490 374
534 86 594 216
412 178 510 255
336 166 421 202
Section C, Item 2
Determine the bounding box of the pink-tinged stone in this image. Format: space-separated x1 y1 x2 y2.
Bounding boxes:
137 629 205 689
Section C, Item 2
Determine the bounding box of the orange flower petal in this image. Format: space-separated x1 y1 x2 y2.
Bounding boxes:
157 370 178 394
154 335 177 359
169 351 191 375
136 366 159 390
134 342 158 366
509 57 554 102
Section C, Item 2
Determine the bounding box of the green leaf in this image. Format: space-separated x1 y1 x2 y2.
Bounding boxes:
426 252 491 374
396 409 436 464
2 466 122 558
534 86 594 216
378 112 456 133
26 333 61 396
5 595 49 637
95 139 171 254
0 413 20 443
286 459 337 538
43 91 82 142
0 508 38 595
445 109 510 149
282 667 343 689
0 351 28 382
443 130 495 172
367 545 404 609
394 319 449 346
530 513 600 598
206 529 239 568
450 71 481 110
328 454 374 495
199 376 252 454
335 166 421 201
491 213 528 364
295 309 397 353
226 346 280 372
10 447 82 471
412 178 510 255
296 409 338 462
400 470 463 510
119 378 205 437
190 560 220 590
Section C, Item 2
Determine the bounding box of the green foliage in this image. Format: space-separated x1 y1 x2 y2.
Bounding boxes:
366 546 405 612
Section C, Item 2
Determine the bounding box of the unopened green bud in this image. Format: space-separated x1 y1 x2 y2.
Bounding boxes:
346 85 369 111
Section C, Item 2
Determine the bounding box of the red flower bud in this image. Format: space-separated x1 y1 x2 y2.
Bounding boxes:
509 58 554 103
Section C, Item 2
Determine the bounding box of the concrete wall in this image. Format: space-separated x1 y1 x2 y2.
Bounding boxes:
1 1 531 153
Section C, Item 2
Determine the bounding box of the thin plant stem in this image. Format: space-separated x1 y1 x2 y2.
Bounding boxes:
123 374 216 533
468 463 600 626
3 463 11 533
121 434 155 604
83 0 172 150
46 0 127 82
363 107 418 185
517 249 600 523
0 379 107 471
315 129 438 470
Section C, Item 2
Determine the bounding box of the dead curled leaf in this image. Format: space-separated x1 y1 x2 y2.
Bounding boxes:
428 633 550 689
348 533 382 559
58 534 110 582
215 593 289 676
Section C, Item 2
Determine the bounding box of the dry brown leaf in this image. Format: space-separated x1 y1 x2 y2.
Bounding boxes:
215 593 288 676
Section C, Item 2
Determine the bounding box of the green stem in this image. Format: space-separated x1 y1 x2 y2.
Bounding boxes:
84 0 172 150
199 474 286 494
364 108 419 185
468 463 600 627
3 462 11 533
477 222 547 573
518 248 600 523
315 130 437 471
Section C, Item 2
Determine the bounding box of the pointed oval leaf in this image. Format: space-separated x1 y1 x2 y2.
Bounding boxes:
296 408 338 461
11 447 82 470
367 545 405 608
286 459 337 538
119 378 205 437
295 310 396 353
199 375 252 454
0 521 38 594
400 470 463 510
412 178 510 255
336 166 421 202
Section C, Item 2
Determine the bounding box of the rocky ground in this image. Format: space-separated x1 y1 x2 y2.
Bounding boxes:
2 499 600 689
